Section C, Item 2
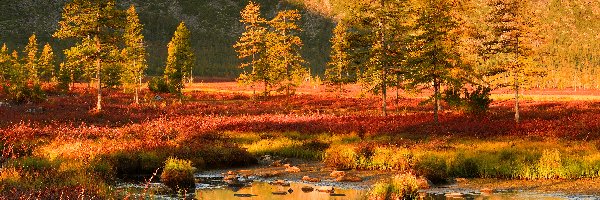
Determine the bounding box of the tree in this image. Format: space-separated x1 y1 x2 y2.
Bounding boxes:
265 9 307 96
0 44 10 84
122 5 147 104
234 1 268 95
325 22 354 93
482 0 543 123
346 0 412 116
38 43 56 83
23 34 40 85
54 0 124 112
164 22 195 94
407 0 463 123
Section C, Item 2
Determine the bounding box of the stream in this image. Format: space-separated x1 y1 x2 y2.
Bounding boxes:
117 172 600 200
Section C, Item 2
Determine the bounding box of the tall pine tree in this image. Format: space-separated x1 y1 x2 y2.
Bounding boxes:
122 5 147 104
234 1 268 96
23 34 39 85
325 22 354 93
54 0 124 111
408 0 463 123
164 22 195 94
266 9 307 96
38 43 56 83
483 0 543 123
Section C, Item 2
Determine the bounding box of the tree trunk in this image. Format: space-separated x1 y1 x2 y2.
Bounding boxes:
379 0 387 117
434 78 440 124
514 36 520 123
95 40 102 112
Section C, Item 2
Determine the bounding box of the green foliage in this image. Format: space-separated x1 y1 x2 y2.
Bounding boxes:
234 2 307 96
160 158 196 191
54 0 125 111
121 5 148 103
164 22 195 94
325 22 355 92
38 43 56 83
369 174 420 200
0 45 45 103
148 77 170 93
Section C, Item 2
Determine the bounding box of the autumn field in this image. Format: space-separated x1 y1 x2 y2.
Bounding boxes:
1 81 600 198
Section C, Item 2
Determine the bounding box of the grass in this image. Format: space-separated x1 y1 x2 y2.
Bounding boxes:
369 174 420 200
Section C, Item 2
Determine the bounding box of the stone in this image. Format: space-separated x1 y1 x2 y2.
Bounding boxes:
480 188 494 194
416 177 431 189
257 171 284 178
271 160 283 167
223 174 237 180
285 166 301 173
270 179 290 186
272 191 287 195
233 194 255 197
283 163 291 168
445 192 464 198
317 186 335 193
330 170 346 178
302 176 321 182
301 186 314 192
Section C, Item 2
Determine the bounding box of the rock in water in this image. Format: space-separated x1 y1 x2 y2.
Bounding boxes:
301 186 314 192
317 186 335 193
272 191 287 195
285 166 301 173
302 176 321 182
330 170 346 178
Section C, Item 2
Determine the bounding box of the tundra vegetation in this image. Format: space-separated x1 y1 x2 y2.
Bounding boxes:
1 0 600 199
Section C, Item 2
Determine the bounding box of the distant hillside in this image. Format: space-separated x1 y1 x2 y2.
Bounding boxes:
1 0 599 88
0 0 336 77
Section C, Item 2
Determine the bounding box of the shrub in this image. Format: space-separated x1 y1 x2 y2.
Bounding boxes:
536 149 562 179
414 155 448 184
160 158 196 191
464 86 492 114
148 77 170 93
324 144 358 170
369 174 419 200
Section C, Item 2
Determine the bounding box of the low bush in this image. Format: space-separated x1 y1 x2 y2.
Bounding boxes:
369 174 419 200
160 158 196 191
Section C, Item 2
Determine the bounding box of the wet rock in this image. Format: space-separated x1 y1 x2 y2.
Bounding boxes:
330 193 346 196
285 166 301 173
287 188 294 194
330 170 346 178
302 176 321 182
301 186 314 192
223 174 237 180
257 170 284 178
445 192 464 198
272 191 288 195
335 174 362 182
233 194 256 197
270 179 290 186
480 188 494 195
317 186 335 193
416 177 431 189
271 160 283 167
237 170 253 176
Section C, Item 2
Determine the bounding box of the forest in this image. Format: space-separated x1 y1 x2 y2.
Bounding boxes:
1 0 600 199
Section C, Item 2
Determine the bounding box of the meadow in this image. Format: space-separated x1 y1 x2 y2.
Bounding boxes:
2 81 600 198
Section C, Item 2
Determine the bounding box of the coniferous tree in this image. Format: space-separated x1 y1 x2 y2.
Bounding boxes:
482 0 543 123
346 0 412 116
54 0 124 111
0 44 10 84
164 22 195 94
266 9 307 96
325 22 354 93
23 34 39 85
408 0 463 123
38 43 56 83
122 5 147 104
234 1 268 95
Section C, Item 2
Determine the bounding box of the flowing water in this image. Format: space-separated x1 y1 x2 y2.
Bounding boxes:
118 173 600 200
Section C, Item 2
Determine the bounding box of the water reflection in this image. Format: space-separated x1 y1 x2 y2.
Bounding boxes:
195 181 366 200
